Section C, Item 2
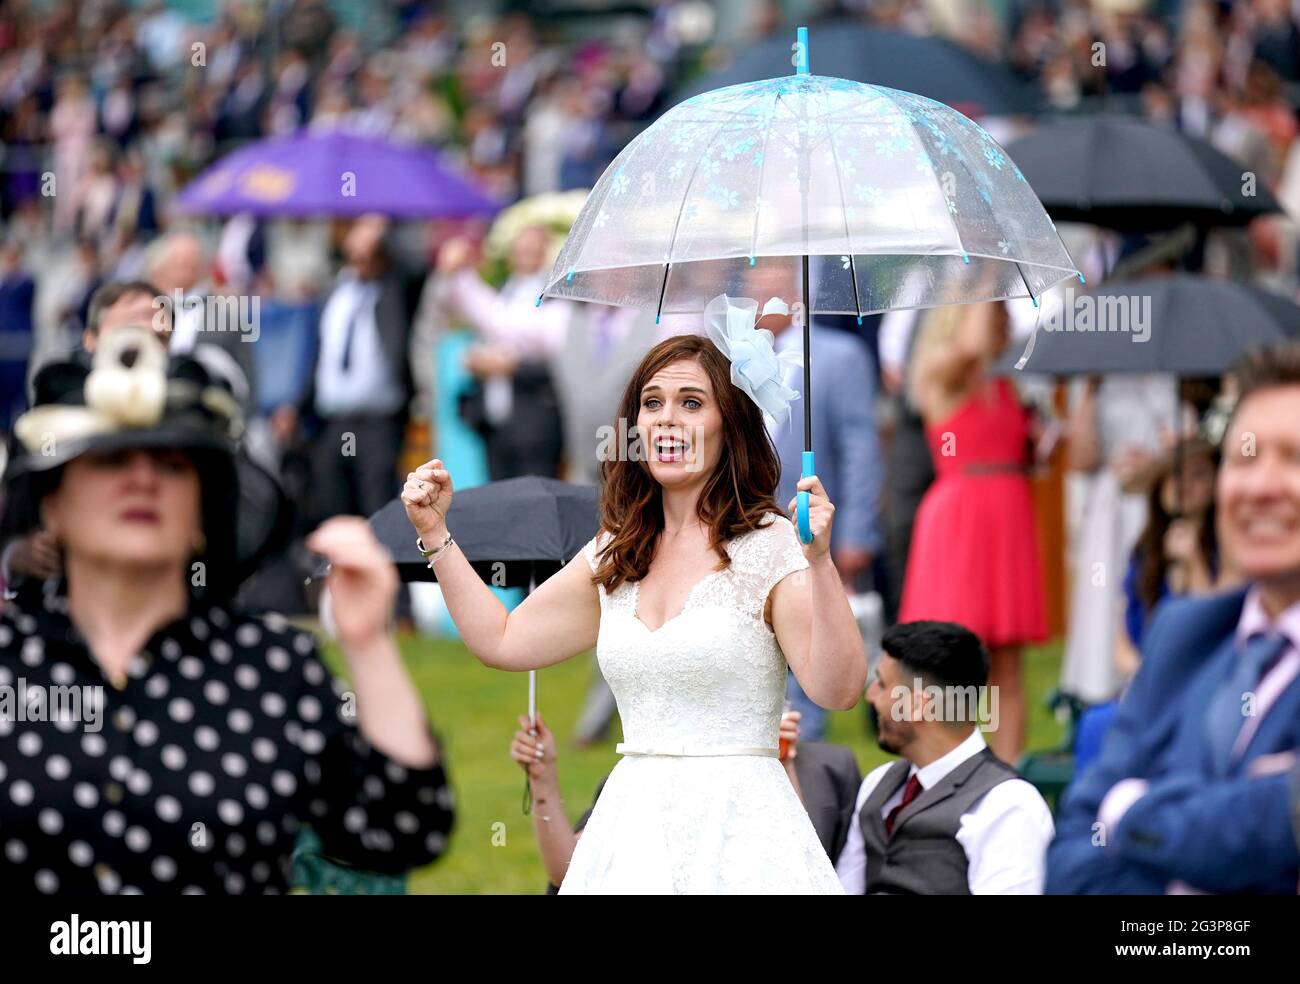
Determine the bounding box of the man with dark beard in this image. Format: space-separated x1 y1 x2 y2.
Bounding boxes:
835 621 1053 894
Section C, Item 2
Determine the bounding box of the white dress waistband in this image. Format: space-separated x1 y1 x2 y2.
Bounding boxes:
615 742 780 758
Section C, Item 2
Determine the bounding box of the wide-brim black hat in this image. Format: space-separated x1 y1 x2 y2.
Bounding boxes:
3 327 291 593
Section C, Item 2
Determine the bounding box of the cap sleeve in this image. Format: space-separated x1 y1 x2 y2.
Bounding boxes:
751 514 810 607
582 530 610 575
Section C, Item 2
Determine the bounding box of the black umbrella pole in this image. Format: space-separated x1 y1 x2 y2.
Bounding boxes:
802 253 812 450
795 86 813 543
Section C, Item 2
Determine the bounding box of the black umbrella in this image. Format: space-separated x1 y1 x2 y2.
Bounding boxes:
673 20 1037 117
1006 118 1283 231
366 475 599 817
1000 275 1300 376
368 475 599 587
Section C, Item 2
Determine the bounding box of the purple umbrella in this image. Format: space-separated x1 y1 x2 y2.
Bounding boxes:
175 128 500 219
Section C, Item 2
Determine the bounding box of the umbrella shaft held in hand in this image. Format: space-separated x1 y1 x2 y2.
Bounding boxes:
802 252 811 450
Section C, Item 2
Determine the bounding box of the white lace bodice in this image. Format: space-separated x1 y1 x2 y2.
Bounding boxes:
582 514 810 752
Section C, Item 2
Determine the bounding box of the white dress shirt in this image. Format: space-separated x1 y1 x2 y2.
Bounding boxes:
877 309 919 382
835 728 1055 894
1229 587 1300 756
314 272 403 418
170 285 207 355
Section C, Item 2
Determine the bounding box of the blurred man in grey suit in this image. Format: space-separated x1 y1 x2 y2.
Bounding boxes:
752 262 882 743
556 302 662 743
552 303 661 485
787 739 863 864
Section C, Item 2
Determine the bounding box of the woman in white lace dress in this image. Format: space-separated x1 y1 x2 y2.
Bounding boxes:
402 328 867 894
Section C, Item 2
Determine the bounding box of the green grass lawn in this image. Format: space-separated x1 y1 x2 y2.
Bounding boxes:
324 635 1066 894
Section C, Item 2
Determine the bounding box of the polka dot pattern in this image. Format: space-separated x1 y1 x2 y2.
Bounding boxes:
0 601 453 895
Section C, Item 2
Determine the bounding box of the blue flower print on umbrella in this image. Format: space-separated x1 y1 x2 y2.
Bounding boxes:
541 27 1081 542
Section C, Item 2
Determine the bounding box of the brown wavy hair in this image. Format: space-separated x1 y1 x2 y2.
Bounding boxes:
591 333 783 593
1135 437 1219 614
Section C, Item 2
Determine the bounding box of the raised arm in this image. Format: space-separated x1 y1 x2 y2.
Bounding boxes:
1065 377 1103 473
448 269 571 359
308 517 438 768
402 459 600 671
510 712 581 887
772 479 868 710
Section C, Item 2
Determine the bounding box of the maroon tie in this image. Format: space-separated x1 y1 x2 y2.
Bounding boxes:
884 774 923 836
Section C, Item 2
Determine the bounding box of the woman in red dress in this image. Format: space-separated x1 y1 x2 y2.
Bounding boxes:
899 302 1047 762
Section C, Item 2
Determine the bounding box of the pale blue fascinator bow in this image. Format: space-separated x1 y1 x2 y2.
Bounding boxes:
703 293 803 427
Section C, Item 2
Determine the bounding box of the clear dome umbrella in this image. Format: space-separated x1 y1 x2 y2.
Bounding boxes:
540 27 1082 542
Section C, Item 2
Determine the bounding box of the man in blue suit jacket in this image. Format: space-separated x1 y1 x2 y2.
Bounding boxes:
1047 345 1300 894
757 288 881 742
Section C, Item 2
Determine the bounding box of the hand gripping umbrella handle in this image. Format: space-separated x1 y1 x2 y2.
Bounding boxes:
797 450 814 545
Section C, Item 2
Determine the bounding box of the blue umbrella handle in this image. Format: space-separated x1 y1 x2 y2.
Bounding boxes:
797 450 814 544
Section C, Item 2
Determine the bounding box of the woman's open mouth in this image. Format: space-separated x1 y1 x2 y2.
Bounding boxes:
653 435 690 463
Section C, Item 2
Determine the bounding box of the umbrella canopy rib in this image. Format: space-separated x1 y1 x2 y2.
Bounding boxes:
817 86 866 315
1015 261 1037 303
848 255 863 318
657 90 770 289
747 104 777 262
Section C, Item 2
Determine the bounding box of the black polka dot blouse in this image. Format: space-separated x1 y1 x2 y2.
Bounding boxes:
0 592 454 895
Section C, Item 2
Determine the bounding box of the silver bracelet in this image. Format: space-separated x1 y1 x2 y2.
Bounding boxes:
427 538 455 567
416 531 454 568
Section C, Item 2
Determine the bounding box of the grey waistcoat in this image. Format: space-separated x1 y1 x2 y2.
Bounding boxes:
858 746 1018 895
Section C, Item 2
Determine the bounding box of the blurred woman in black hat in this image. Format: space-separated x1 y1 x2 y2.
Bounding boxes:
0 327 453 894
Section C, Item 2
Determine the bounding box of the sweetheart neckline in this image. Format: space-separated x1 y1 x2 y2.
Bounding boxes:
629 570 724 634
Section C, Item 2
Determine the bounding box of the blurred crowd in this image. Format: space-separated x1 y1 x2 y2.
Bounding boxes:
1 0 1300 896
2 0 1300 351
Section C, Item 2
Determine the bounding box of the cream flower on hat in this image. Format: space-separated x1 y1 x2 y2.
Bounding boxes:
14 327 169 454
